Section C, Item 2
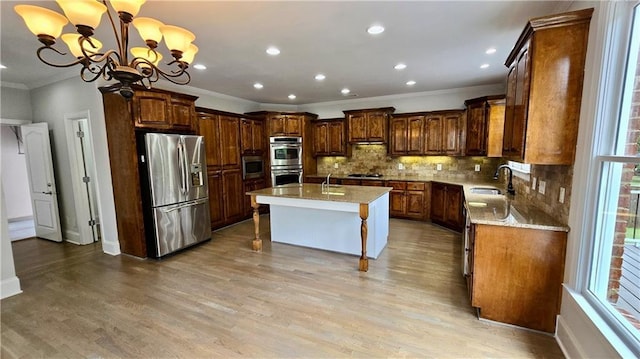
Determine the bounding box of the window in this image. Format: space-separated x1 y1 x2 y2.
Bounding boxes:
588 2 640 351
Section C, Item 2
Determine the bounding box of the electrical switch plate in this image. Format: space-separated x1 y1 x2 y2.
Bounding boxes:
474 164 481 172
532 177 537 191
436 164 442 171
398 163 404 170
559 187 566 203
334 162 339 169
538 180 546 195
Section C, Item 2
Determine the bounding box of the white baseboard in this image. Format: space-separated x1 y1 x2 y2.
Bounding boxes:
64 229 80 244
1 276 22 299
101 240 121 256
556 315 584 359
7 216 33 223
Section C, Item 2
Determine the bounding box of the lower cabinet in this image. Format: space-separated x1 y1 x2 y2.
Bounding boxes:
431 182 463 231
468 223 567 333
387 181 429 220
207 167 244 229
243 178 267 217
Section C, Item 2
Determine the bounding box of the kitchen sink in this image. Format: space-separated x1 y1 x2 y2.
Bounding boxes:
469 187 502 195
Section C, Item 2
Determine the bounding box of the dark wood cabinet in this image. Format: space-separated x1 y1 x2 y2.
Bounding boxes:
503 8 593 164
207 169 225 229
267 114 303 136
344 107 395 144
431 182 463 231
219 115 241 168
386 180 428 220
132 89 196 132
240 118 265 155
222 168 244 223
313 119 347 156
389 115 424 156
464 95 506 156
424 110 465 156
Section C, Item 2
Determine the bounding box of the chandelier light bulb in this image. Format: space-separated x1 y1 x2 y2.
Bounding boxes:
14 5 68 45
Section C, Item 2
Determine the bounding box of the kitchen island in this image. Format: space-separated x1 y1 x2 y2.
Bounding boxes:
247 183 391 271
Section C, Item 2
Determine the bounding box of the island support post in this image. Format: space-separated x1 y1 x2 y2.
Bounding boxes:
251 195 262 251
359 203 369 272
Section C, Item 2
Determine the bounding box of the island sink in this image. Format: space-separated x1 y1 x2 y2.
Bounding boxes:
469 187 503 195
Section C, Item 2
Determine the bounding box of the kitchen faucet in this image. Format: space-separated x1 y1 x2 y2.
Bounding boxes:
493 165 515 196
322 173 332 191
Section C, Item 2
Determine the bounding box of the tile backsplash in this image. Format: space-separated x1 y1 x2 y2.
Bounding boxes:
316 144 572 225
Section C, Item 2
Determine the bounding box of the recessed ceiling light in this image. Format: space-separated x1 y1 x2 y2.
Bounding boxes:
485 48 497 54
480 64 490 69
193 64 206 70
0 64 6 69
394 63 407 70
315 74 326 81
253 83 264 89
288 94 296 100
406 80 416 86
341 88 350 95
367 24 385 35
266 46 280 55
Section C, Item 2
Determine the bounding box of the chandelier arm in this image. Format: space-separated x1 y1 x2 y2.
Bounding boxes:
102 0 125 65
36 46 87 68
80 62 110 82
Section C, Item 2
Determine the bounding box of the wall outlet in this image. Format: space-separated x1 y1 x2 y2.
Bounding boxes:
559 187 566 203
538 180 546 195
334 162 339 169
436 163 442 171
398 163 404 170
474 164 481 172
532 177 537 191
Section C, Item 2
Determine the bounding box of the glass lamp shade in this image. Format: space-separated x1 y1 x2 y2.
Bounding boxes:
55 0 107 29
14 5 68 39
160 25 195 53
130 47 162 66
132 17 164 44
181 44 198 64
61 33 103 57
109 0 146 17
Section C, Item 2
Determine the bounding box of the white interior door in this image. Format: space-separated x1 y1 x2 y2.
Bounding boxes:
21 123 62 242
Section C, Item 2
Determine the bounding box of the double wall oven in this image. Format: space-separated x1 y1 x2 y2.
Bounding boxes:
269 136 303 186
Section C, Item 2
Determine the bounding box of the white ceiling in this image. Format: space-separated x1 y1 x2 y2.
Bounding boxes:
1 1 570 105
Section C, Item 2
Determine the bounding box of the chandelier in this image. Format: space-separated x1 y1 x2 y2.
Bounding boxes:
14 0 198 99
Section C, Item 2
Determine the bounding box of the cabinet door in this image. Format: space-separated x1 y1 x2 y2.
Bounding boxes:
510 43 531 160
503 65 517 155
442 113 462 155
252 120 264 154
424 116 442 154
222 169 244 223
430 182 446 222
328 122 345 154
444 185 463 230
313 122 329 155
170 97 194 131
407 116 424 154
207 169 225 229
406 190 425 219
285 116 303 136
132 91 171 129
361 180 384 187
465 102 486 155
467 224 476 302
389 190 406 217
198 113 221 167
389 117 407 155
219 115 241 168
367 112 387 142
348 113 367 143
340 179 361 186
269 115 286 136
240 119 253 155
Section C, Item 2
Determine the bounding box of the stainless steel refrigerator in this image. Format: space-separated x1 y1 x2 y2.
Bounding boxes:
139 133 212 258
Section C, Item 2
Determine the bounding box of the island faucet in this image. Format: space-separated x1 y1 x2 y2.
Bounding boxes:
322 173 332 191
493 165 515 196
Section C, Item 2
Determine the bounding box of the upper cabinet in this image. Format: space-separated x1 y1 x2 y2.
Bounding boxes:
389 114 425 156
464 95 506 157
312 118 348 156
240 117 265 155
424 110 465 156
197 108 241 169
344 107 395 143
503 8 593 165
132 89 197 132
268 114 303 136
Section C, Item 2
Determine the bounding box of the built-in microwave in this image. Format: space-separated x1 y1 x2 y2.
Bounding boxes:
242 155 264 180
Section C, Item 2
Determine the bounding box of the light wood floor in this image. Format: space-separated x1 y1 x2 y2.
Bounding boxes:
2 217 564 358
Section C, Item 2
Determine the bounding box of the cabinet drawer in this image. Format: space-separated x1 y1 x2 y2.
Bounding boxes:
386 181 406 190
406 182 425 191
361 180 384 187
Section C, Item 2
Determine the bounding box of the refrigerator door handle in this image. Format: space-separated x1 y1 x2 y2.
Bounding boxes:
177 141 187 194
159 198 209 213
182 137 191 194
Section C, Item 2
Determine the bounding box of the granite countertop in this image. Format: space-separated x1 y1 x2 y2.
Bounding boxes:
310 173 569 232
247 183 392 204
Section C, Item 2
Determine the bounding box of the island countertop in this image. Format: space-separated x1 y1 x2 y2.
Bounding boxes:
247 183 392 204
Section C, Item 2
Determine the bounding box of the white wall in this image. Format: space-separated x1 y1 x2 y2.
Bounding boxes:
0 84 32 120
0 181 22 299
0 127 32 220
28 78 120 255
156 81 261 114
298 84 505 118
